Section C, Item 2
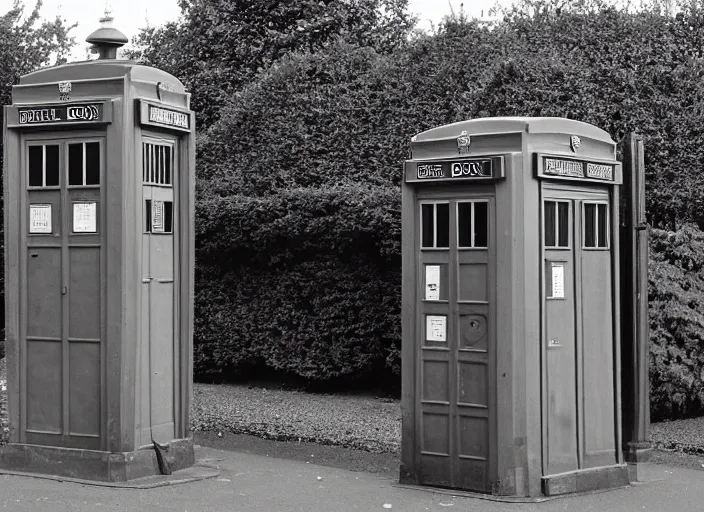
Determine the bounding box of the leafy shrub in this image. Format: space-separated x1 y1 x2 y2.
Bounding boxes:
194 257 401 386
649 225 704 420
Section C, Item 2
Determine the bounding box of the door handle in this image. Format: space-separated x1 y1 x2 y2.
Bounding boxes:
142 277 153 283
61 286 67 295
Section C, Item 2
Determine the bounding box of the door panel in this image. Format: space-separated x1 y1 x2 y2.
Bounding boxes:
141 137 177 443
417 196 493 492
542 188 617 475
580 200 617 468
22 137 103 450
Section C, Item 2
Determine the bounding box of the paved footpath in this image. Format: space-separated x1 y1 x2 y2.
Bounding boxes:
1 446 704 511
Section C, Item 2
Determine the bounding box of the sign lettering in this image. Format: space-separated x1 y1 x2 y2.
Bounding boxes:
586 163 613 180
415 159 495 180
149 106 190 129
17 103 103 125
544 158 584 178
451 162 489 178
417 165 444 179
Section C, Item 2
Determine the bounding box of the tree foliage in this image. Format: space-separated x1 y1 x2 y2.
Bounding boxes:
0 0 75 108
127 0 415 128
0 1 75 356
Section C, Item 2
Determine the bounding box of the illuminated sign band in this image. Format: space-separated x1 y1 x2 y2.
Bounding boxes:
139 100 192 132
542 157 615 182
416 158 495 180
17 103 104 125
148 106 190 129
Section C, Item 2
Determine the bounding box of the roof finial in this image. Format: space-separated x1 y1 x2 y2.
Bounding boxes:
86 7 127 60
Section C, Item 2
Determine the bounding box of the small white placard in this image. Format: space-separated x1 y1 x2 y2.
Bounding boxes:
73 202 97 233
152 200 164 232
29 204 52 233
426 315 447 342
551 263 565 298
425 265 440 300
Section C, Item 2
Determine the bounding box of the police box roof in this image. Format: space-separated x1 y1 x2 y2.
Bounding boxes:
411 117 614 145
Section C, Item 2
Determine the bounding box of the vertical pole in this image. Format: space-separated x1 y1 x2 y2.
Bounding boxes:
620 133 651 478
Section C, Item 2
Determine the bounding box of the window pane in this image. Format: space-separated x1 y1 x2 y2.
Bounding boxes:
85 142 100 185
165 201 173 233
457 203 472 247
421 204 434 248
558 202 569 247
160 147 166 184
544 201 556 247
68 143 83 185
151 145 156 183
145 199 152 232
142 144 146 182
598 204 608 247
474 202 488 248
165 146 172 185
436 203 449 248
584 203 596 247
28 146 43 186
45 145 59 186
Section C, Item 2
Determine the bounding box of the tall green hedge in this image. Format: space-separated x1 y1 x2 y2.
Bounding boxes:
649 226 704 421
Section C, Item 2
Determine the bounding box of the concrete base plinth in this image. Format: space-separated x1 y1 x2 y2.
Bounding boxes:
0 438 195 482
541 464 630 496
624 442 652 482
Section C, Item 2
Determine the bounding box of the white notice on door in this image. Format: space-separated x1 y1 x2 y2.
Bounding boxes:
551 263 565 298
29 204 52 233
73 202 97 233
152 200 164 232
425 265 440 300
426 315 447 342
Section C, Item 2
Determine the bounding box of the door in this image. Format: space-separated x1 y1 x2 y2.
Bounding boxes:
416 194 495 492
542 185 617 476
139 137 178 444
22 136 104 450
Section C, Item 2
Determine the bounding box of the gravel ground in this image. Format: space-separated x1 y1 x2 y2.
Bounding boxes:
651 417 704 454
190 384 401 453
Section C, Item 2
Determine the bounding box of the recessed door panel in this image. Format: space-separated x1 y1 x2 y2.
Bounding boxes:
26 248 62 339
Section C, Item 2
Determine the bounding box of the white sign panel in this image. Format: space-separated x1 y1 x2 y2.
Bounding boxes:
551 263 565 298
425 265 440 300
29 204 52 233
426 315 447 342
152 200 164 232
73 202 97 233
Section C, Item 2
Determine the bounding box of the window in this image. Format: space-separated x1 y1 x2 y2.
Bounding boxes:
544 200 570 248
583 202 609 248
143 143 173 186
145 199 173 234
457 201 488 248
68 142 100 186
421 203 449 248
28 144 60 187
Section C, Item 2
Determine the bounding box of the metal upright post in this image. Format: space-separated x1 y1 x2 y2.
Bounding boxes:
620 133 651 479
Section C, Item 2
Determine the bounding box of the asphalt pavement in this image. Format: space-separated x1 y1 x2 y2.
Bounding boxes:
1 445 703 511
